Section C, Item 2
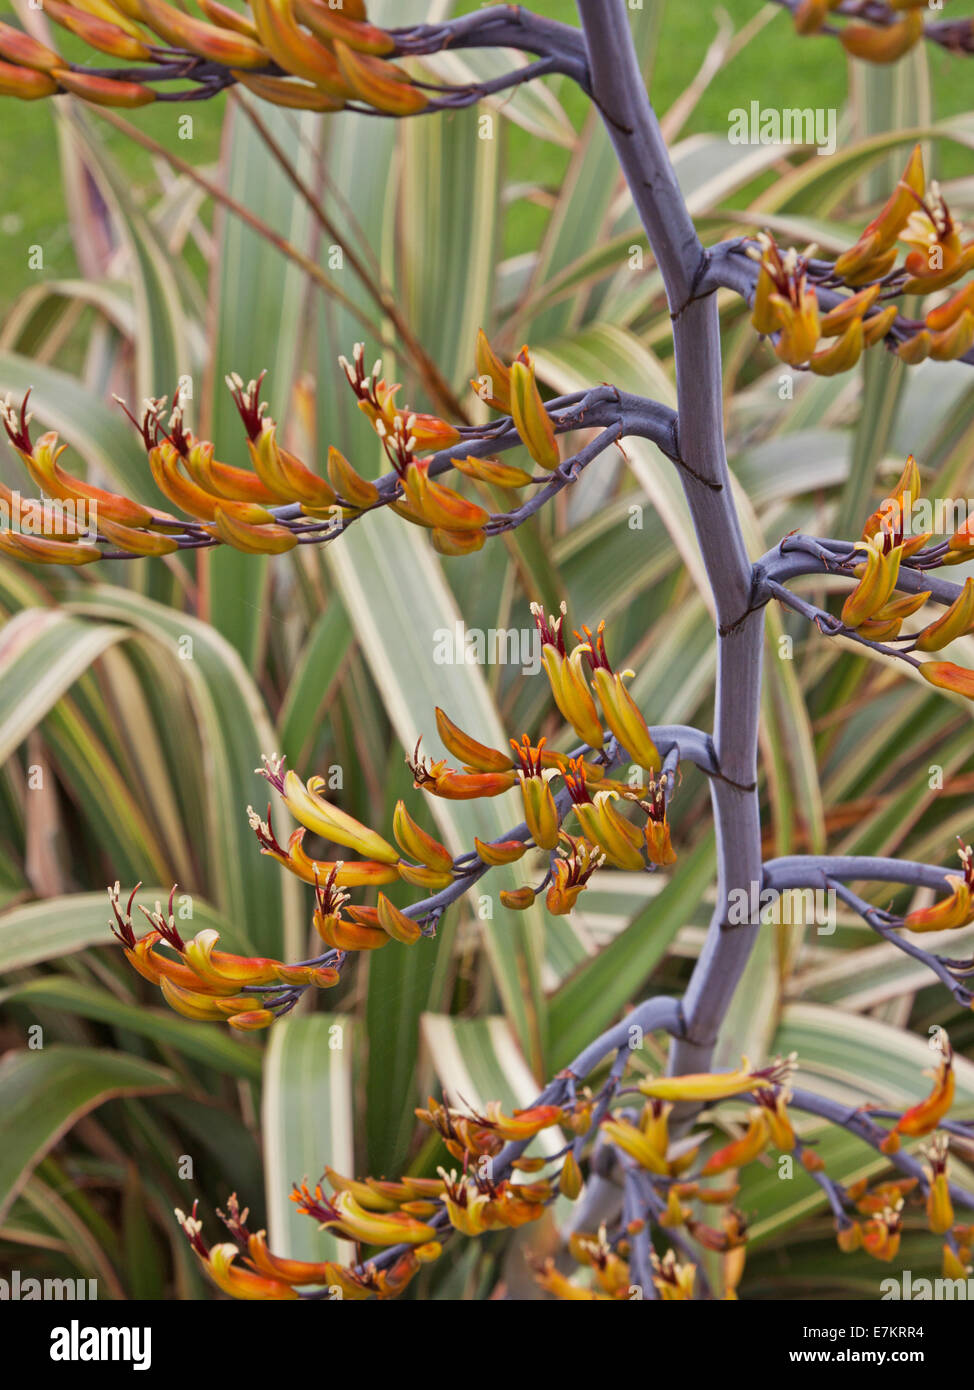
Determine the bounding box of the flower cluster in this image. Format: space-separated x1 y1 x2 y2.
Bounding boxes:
108 883 340 1031
0 331 569 565
172 1033 966 1300
0 2 428 113
750 146 974 371
174 1099 572 1300
106 606 676 1025
750 235 898 375
409 604 679 889
816 453 974 700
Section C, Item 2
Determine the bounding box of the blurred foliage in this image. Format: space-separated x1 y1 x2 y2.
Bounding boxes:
0 0 973 1299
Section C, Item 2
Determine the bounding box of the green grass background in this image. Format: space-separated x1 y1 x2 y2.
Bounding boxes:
0 0 971 313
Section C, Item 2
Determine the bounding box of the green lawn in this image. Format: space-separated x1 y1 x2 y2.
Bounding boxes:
0 0 972 314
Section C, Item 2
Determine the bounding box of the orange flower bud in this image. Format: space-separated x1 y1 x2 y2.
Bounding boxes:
265 759 399 863
840 540 902 629
0 530 101 565
250 0 351 90
292 0 394 54
435 707 513 772
226 1008 275 1031
905 874 973 932
182 929 282 989
197 0 260 36
509 359 559 472
701 1109 770 1176
482 1102 563 1141
640 1054 794 1103
862 304 899 347
915 577 974 652
473 329 514 412
751 258 784 336
451 453 532 489
658 1187 691 1228
41 0 154 61
121 0 270 65
392 800 454 872
862 1207 902 1262
98 518 178 556
819 284 883 337
517 769 561 851
890 1032 955 1141
590 665 660 773
332 1191 437 1247
926 1171 954 1235
402 460 489 532
333 39 427 115
644 816 677 867
770 287 821 365
315 909 388 952
873 591 930 623
929 311 974 363
534 617 605 749
0 57 58 98
546 833 603 914
149 443 270 524
500 887 536 911
861 455 920 542
793 0 829 37
232 69 344 110
160 976 252 1021
559 1151 583 1200
18 429 156 528
395 862 451 891
415 763 517 799
249 422 336 507
919 662 974 701
601 1116 669 1175
326 445 379 507
840 12 923 64
213 506 298 554
926 282 974 333
573 792 645 872
756 1087 796 1152
247 1231 340 1286
903 247 974 298
837 1221 862 1253
402 413 462 453
325 1168 399 1211
474 836 528 866
205 1243 298 1300
430 526 486 556
249 812 400 887
897 329 932 364
376 893 423 945
809 318 863 376
0 18 61 70
126 931 236 995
